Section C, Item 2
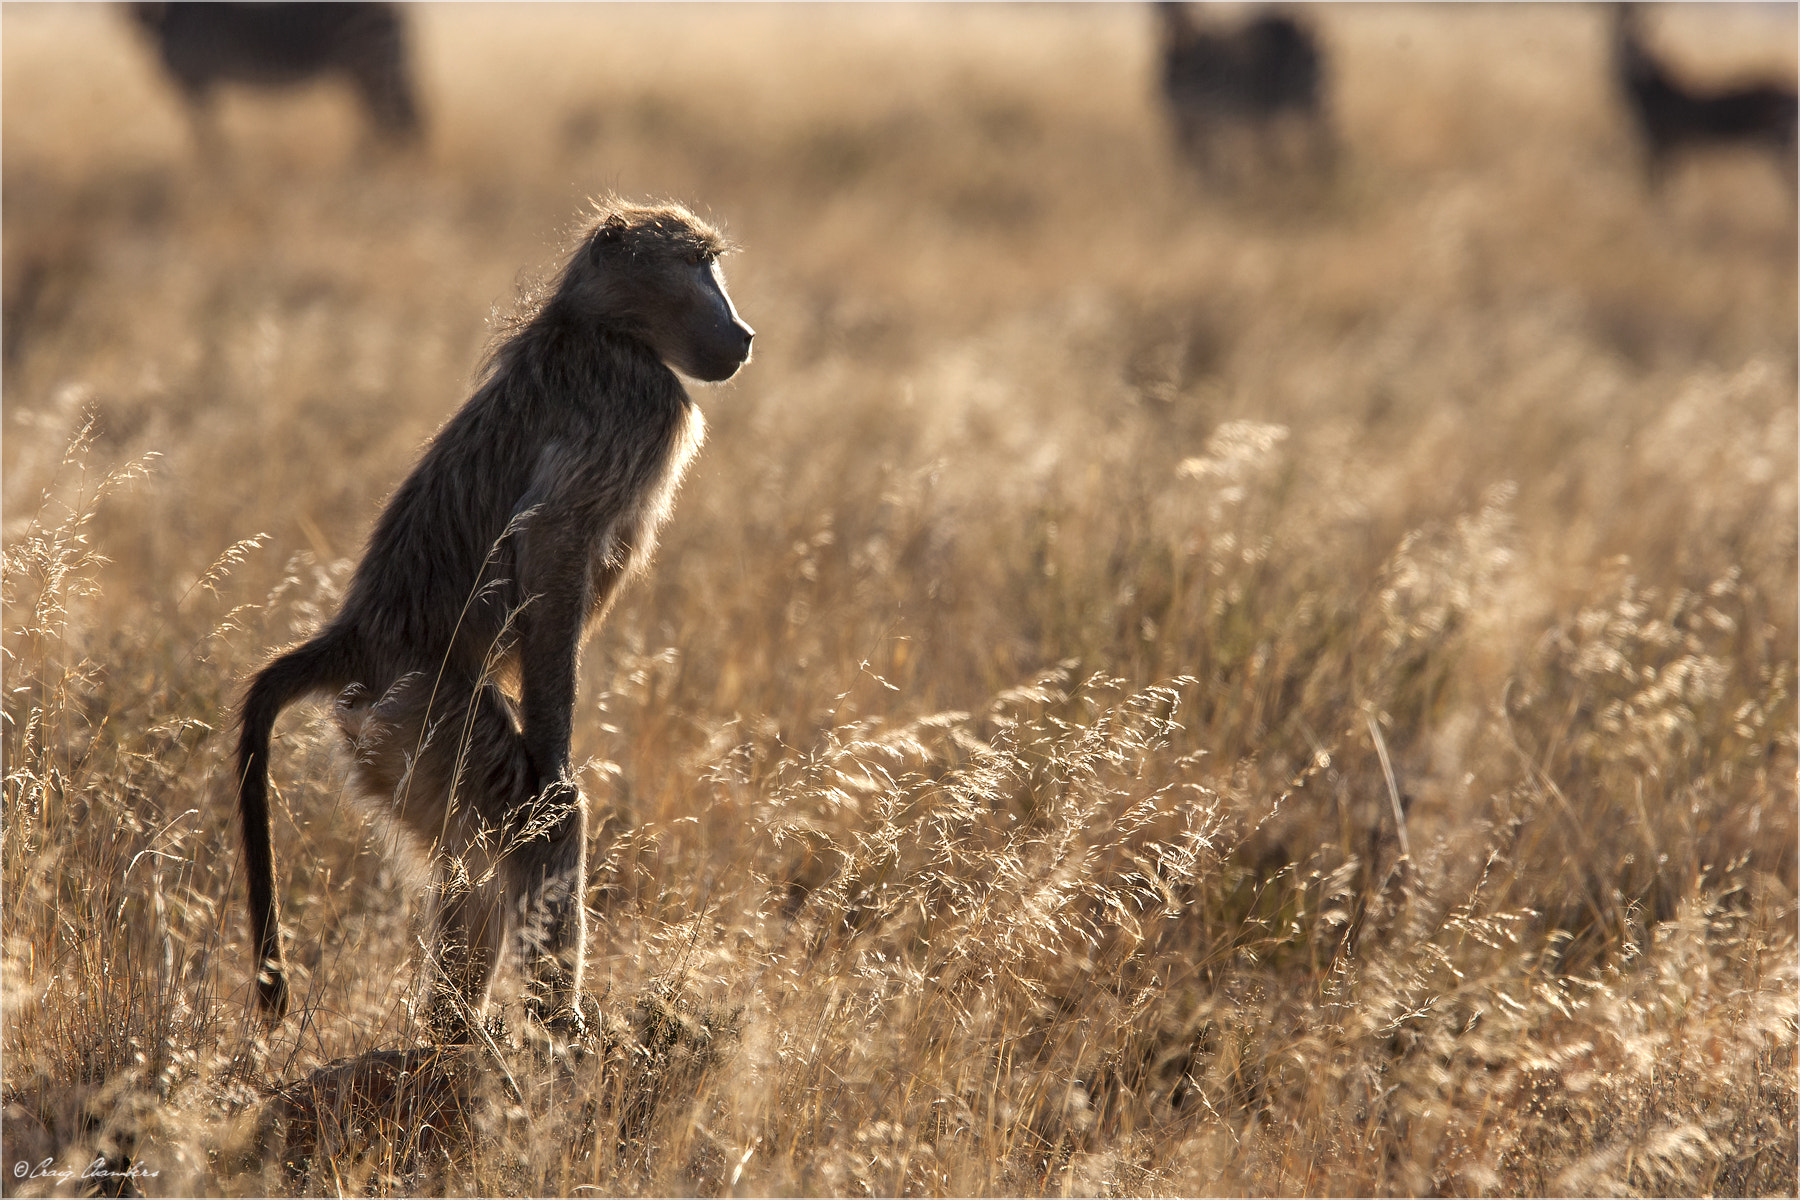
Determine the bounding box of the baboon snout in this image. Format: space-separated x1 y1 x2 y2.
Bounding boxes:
710 268 754 366
686 318 754 382
680 270 754 381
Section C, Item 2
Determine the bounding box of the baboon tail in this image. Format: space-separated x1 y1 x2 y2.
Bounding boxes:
235 634 354 1022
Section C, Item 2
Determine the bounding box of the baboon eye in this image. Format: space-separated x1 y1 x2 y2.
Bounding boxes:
685 250 705 266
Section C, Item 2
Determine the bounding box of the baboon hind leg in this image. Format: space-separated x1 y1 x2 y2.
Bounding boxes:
338 675 592 1039
423 870 507 1042
446 685 592 1034
339 676 562 1038
349 678 523 1041
506 782 590 1035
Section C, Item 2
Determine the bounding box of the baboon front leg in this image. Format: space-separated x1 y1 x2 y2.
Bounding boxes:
506 502 632 1041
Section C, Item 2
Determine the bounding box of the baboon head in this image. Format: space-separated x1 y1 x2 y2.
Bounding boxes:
563 199 755 383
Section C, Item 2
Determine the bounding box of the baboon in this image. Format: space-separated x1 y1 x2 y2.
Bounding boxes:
236 199 753 1043
1156 2 1333 185
1612 4 1797 187
130 2 423 148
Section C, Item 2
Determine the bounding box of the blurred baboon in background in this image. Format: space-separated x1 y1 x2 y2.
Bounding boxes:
1612 4 1796 187
235 199 754 1045
130 2 422 149
1156 2 1334 187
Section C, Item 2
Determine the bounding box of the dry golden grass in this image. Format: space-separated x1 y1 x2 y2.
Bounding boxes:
3 4 1795 1195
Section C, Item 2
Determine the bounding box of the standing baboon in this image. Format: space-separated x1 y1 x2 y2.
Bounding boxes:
236 199 753 1043
1156 2 1333 185
1612 4 1797 187
130 2 423 148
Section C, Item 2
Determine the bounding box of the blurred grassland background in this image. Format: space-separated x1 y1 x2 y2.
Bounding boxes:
2 3 1796 1195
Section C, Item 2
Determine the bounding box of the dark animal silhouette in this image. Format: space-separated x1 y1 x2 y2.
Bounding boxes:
1156 2 1333 184
1612 4 1797 186
236 199 753 1045
130 2 422 147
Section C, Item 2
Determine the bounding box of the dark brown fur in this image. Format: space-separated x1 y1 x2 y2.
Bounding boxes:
1156 2 1333 184
130 2 423 148
235 199 753 1041
1613 4 1797 187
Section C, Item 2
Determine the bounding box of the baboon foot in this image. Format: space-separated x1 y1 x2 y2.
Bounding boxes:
423 996 506 1048
523 991 605 1065
425 1014 479 1047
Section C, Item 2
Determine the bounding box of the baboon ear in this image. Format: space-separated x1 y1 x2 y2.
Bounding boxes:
588 217 625 263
